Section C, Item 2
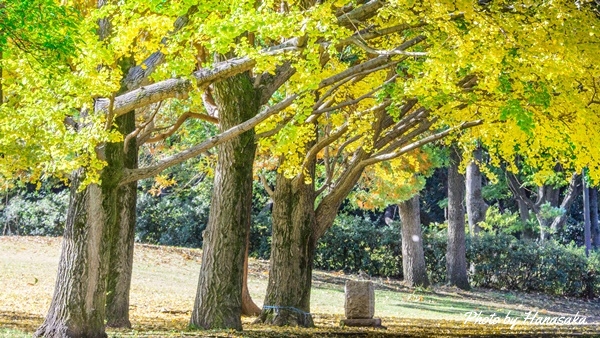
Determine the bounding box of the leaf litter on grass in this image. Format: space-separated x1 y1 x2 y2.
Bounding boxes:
1 236 599 337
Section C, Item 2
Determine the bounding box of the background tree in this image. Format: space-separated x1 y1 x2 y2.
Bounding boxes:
446 147 469 290
466 146 488 235
398 195 429 287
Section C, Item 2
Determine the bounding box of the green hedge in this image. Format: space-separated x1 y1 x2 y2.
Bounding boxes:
468 232 599 297
315 218 598 298
314 214 401 277
0 188 68 236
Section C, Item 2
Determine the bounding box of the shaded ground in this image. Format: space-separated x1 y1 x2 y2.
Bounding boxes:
1 236 599 337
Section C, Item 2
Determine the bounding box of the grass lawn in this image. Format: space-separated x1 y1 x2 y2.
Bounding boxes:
1 236 599 337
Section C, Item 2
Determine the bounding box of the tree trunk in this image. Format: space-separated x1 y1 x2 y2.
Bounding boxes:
35 172 117 338
398 195 429 287
583 172 591 256
259 172 316 327
36 115 126 337
465 148 487 236
106 111 138 328
516 199 534 240
242 222 261 316
591 188 600 250
190 72 258 330
549 173 581 235
446 148 470 290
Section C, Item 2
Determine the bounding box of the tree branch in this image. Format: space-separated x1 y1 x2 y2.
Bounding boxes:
259 173 274 197
300 122 349 179
98 57 256 117
143 112 219 144
506 171 538 212
123 6 197 90
361 120 483 167
119 95 296 185
373 106 427 150
550 173 582 231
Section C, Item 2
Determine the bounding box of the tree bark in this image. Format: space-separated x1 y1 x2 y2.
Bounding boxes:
35 171 117 338
36 104 127 337
446 148 470 290
106 111 138 328
190 72 259 330
259 172 316 327
465 147 487 236
398 195 429 287
591 188 600 250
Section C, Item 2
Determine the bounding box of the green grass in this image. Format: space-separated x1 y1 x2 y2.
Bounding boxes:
0 328 30 338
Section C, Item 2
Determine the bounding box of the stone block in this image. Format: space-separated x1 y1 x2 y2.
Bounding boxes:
344 280 375 319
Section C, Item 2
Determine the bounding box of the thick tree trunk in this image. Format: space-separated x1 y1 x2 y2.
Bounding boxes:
106 111 137 328
259 172 316 327
36 114 126 337
465 148 487 236
242 224 261 316
190 72 259 330
591 188 600 250
35 172 117 338
398 195 429 287
446 148 470 290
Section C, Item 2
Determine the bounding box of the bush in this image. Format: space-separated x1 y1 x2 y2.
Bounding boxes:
136 179 212 248
0 187 68 236
249 209 272 260
422 226 448 284
467 232 598 297
314 213 401 277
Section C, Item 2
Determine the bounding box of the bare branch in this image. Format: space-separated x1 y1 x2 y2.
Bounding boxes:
300 122 349 178
259 173 274 197
120 94 297 184
374 107 429 150
124 102 162 152
144 112 219 144
362 120 483 166
313 75 397 117
348 37 428 57
101 57 256 117
337 0 384 29
506 171 538 212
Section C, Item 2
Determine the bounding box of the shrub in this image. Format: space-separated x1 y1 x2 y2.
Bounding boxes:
136 179 212 248
422 225 448 284
314 213 401 277
0 187 68 236
249 209 272 260
468 232 597 297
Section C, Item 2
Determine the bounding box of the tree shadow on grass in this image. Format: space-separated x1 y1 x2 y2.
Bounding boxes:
0 311 42 333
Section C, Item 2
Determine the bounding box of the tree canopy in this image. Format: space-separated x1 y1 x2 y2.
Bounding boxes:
0 0 599 192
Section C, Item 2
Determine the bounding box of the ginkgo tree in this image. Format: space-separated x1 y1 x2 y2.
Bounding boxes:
250 0 600 327
2 0 600 337
0 0 450 335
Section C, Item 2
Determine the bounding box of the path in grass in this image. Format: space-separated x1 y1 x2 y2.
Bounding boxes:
1 236 599 337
